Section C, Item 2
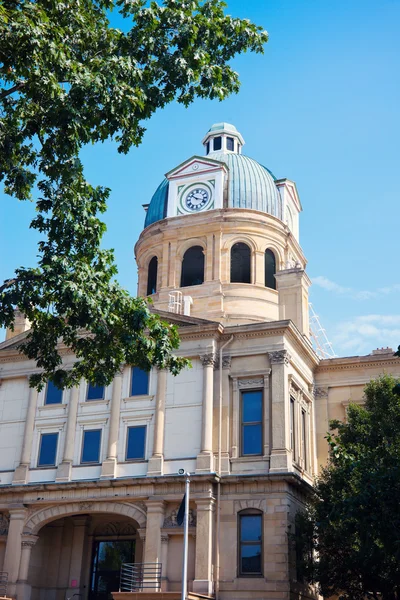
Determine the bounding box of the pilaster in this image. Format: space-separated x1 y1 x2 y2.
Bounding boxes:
193 498 215 596
66 516 88 598
220 355 231 474
148 369 167 476
16 534 39 600
56 384 80 482
144 500 166 568
101 369 123 479
268 350 292 472
13 383 38 484
3 507 27 597
196 352 216 473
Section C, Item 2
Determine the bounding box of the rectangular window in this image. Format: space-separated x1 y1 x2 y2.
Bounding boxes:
126 426 147 460
81 429 102 464
239 513 262 576
301 409 307 470
213 136 222 151
241 390 262 456
130 367 149 396
206 141 210 154
86 383 105 401
226 136 235 151
45 381 63 405
38 432 58 467
290 397 295 452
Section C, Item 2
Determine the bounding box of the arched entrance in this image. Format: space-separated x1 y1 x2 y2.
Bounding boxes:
22 503 146 600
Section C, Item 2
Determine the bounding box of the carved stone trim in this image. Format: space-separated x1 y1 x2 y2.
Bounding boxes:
201 353 216 367
234 498 266 512
79 502 94 511
238 378 264 389
163 508 196 528
314 386 328 399
222 356 232 369
268 350 291 365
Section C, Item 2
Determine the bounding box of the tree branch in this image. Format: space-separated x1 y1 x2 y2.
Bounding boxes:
0 277 17 292
0 81 25 100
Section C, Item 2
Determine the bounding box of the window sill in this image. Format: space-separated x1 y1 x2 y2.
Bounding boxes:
80 399 109 406
231 456 266 463
237 574 264 579
39 403 67 411
123 395 154 402
78 462 101 467
35 465 56 469
122 459 147 464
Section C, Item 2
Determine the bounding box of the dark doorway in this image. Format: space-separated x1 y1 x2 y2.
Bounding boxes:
90 540 135 600
147 256 158 295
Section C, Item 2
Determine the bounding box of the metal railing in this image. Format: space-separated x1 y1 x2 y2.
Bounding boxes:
0 572 8 597
120 563 162 592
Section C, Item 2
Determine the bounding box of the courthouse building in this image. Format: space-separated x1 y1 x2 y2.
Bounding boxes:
0 123 399 600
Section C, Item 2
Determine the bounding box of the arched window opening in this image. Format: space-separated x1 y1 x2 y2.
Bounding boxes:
231 243 251 283
147 256 158 295
264 249 276 290
180 246 205 287
238 509 263 577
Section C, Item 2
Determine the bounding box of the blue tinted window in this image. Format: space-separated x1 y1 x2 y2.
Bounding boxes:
45 381 63 405
213 136 222 151
239 514 262 575
87 383 105 401
81 430 101 464
126 426 146 460
226 137 235 151
130 367 149 396
241 391 263 456
38 433 58 466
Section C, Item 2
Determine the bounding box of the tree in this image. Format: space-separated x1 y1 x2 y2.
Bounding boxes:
295 375 400 600
0 0 268 389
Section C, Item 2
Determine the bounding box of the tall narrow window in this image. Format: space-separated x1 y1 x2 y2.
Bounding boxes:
226 137 235 151
213 136 222 151
180 246 204 287
131 367 149 396
290 397 295 455
81 429 102 464
126 426 147 460
238 511 262 576
241 390 262 456
206 141 210 154
264 249 276 289
38 432 58 467
301 409 307 470
231 243 251 283
147 256 158 295
45 381 63 405
87 383 105 401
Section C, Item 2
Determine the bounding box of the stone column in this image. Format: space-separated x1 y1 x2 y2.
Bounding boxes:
268 350 292 472
3 507 27 597
56 384 80 482
263 371 271 458
220 356 231 474
196 353 216 473
205 235 213 282
231 377 239 459
144 500 165 590
160 534 169 591
193 498 215 596
66 516 88 597
148 369 167 476
13 384 39 484
101 370 123 479
254 250 265 286
16 534 39 600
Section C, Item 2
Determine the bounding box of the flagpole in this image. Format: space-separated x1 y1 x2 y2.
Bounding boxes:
181 471 190 600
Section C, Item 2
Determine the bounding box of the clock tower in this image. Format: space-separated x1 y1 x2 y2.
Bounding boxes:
136 123 309 332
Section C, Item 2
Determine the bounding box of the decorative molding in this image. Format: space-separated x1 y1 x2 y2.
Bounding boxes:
200 353 216 367
94 521 137 536
163 508 196 528
238 378 264 389
222 356 232 369
268 350 291 365
234 498 266 512
79 502 94 511
314 387 328 399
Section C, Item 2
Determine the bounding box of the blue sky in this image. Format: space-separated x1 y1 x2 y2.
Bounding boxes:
1 0 400 356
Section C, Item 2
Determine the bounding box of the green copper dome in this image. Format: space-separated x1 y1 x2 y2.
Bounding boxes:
144 124 282 228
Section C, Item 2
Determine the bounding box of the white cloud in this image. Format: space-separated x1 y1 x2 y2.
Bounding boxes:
332 314 400 356
312 276 400 301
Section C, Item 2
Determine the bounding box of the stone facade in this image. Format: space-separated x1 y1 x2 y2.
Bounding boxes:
0 123 399 600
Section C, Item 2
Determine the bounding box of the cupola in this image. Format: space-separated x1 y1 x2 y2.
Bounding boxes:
202 122 245 155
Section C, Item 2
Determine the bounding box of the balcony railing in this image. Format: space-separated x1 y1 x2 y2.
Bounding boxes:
120 563 162 592
0 572 8 597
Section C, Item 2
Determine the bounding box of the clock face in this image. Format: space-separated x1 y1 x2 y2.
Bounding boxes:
185 187 209 211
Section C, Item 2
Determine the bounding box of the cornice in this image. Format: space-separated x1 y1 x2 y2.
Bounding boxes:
317 354 400 373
